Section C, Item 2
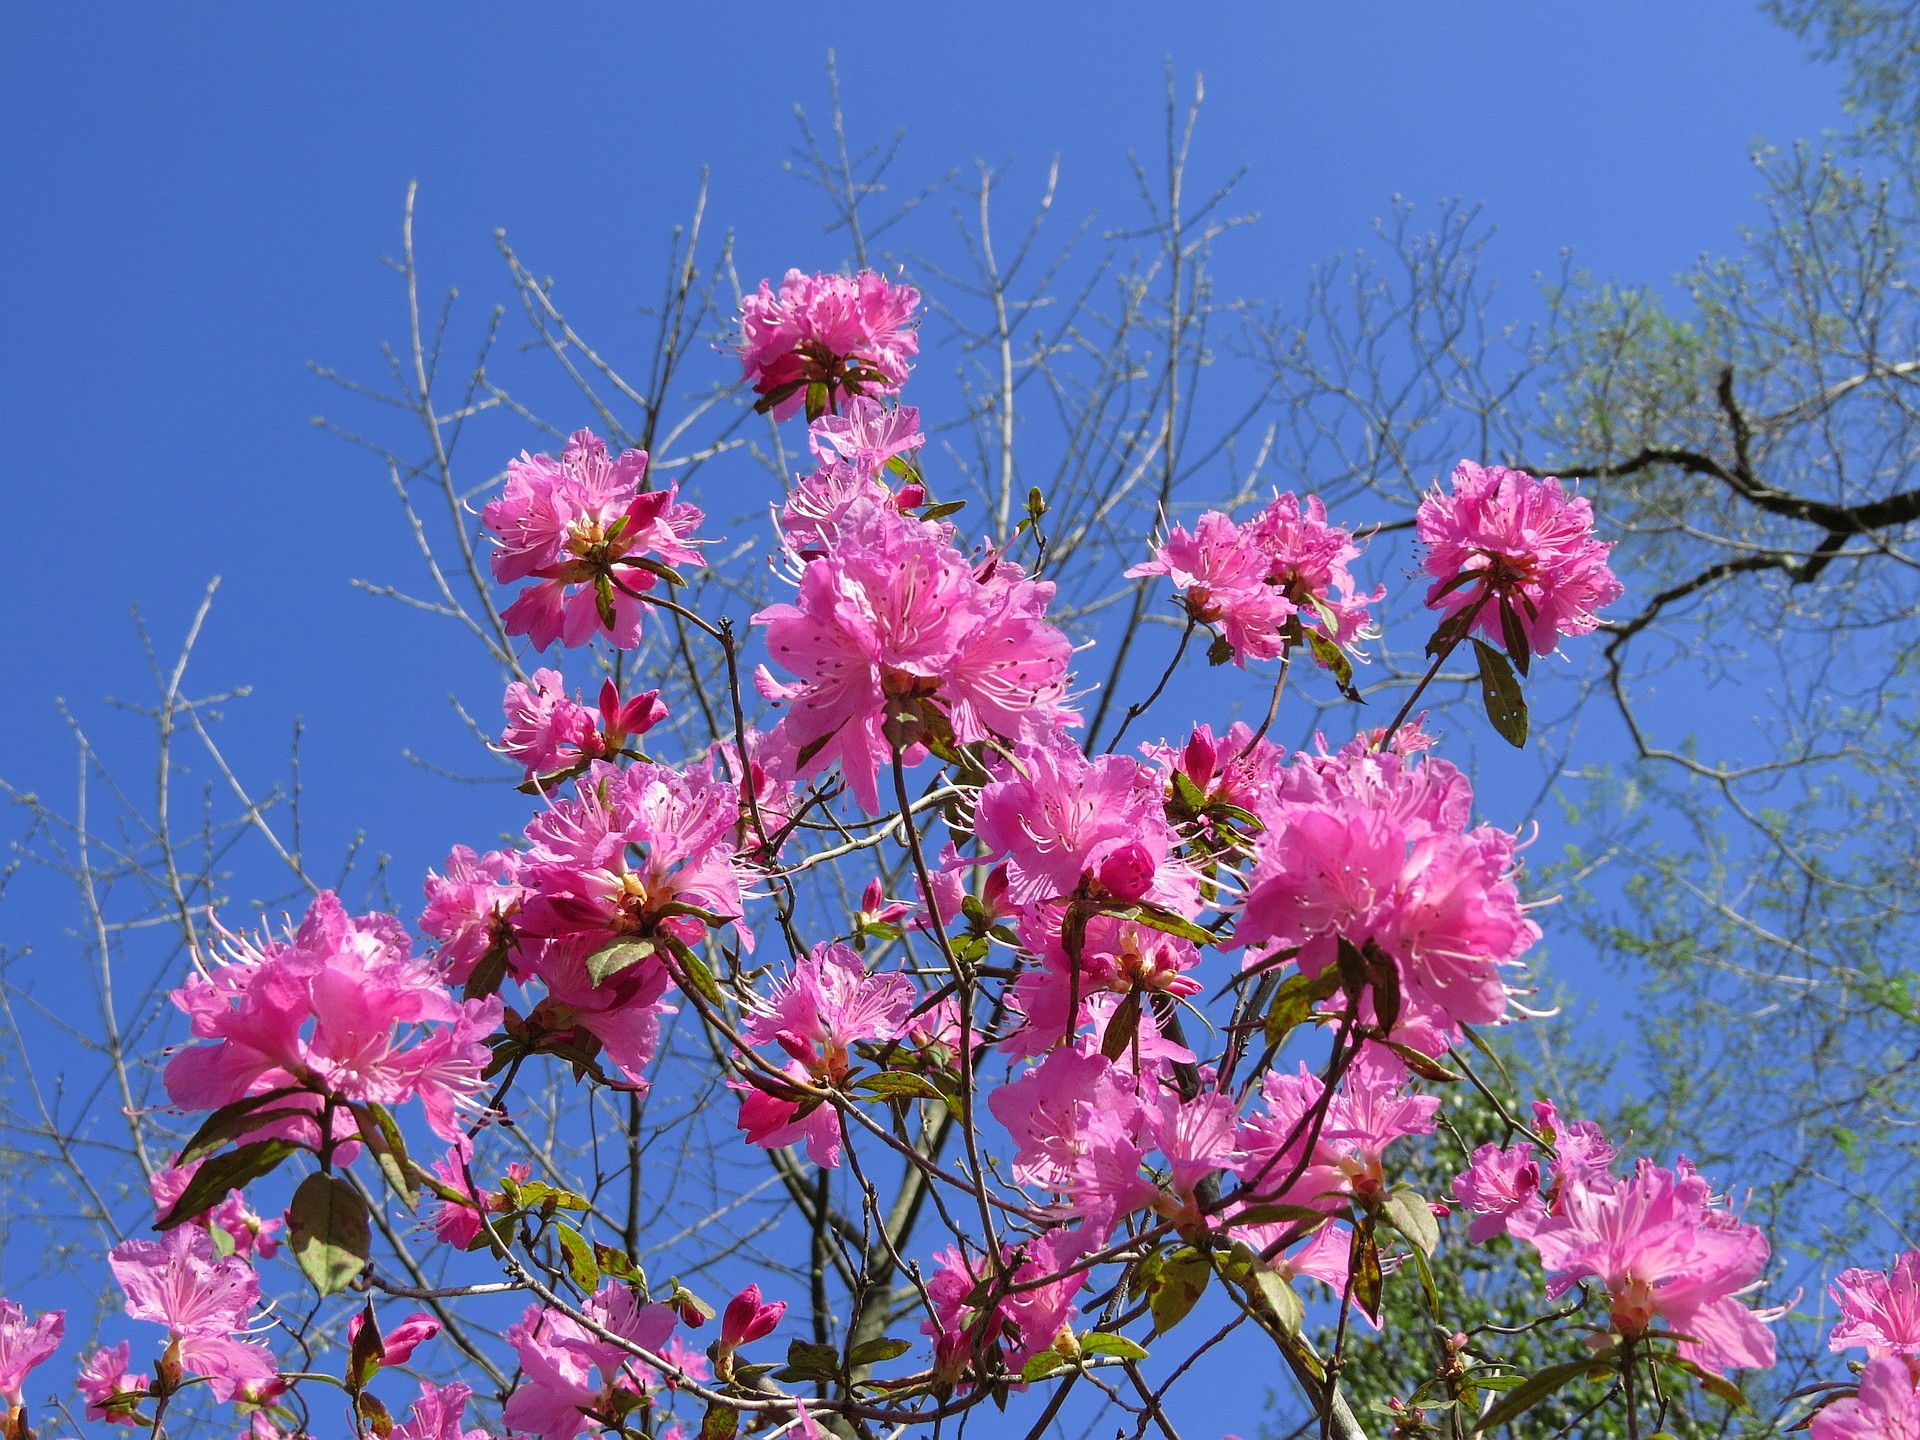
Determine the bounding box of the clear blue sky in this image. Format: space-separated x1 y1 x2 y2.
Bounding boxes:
0 2 1853 1430
1 2 1848 886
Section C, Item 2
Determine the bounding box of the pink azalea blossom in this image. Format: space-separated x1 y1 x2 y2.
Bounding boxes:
503 1287 679 1440
1830 1251 1920 1356
742 943 914 1077
737 269 921 420
733 1061 843 1168
499 670 669 784
1127 493 1381 668
922 1231 1086 1382
1451 1141 1544 1242
482 430 704 651
420 845 527 988
391 1381 489 1440
1512 1157 1777 1373
1001 911 1202 1056
808 397 924 478
1416 461 1622 657
76 1342 147 1426
1811 1354 1920 1440
166 892 502 1150
109 1227 277 1401
754 500 1076 813
734 945 910 1166
1234 747 1538 1039
149 1163 282 1260
974 737 1195 910
348 1309 440 1367
0 1299 62 1411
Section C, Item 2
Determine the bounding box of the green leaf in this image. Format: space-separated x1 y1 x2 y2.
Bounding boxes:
922 499 968 521
848 1336 913 1366
1020 1350 1074 1381
356 1391 394 1437
1498 599 1532 676
1078 1333 1149 1361
555 1223 601 1293
593 1243 645 1286
664 936 725 1007
1100 990 1143 1061
464 935 513 1001
175 1087 306 1165
348 1102 417 1210
1348 1221 1384 1322
586 936 657 987
1475 1355 1614 1432
775 1339 841 1383
1206 634 1235 666
1660 1354 1749 1410
155 1139 299 1228
1381 1040 1463 1083
1306 631 1359 699
1250 1268 1304 1336
288 1172 371 1296
1126 904 1216 945
804 382 831 421
1263 968 1344 1046
698 1400 739 1440
1232 1202 1334 1228
1382 1189 1440 1257
1471 638 1529 748
1170 770 1208 814
1149 1247 1211 1334
348 1300 386 1391
852 1071 945 1102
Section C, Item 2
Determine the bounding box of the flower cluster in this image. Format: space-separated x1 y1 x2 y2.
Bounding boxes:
737 269 921 420
167 891 502 1153
1235 736 1540 1044
754 483 1077 814
1417 460 1622 658
499 669 668 785
1453 1102 1777 1374
1128 492 1383 668
482 430 704 651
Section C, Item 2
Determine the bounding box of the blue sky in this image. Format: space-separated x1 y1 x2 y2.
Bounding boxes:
0 2 1856 1430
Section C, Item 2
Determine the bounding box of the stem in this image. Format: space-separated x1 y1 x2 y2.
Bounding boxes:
1105 617 1197 755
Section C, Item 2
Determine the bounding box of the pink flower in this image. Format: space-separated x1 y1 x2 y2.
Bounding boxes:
738 269 921 420
922 1231 1086 1382
348 1309 440 1367
754 501 1075 813
1416 461 1622 657
0 1299 62 1410
734 1061 843 1169
392 1382 489 1440
1830 1251 1920 1356
149 1163 282 1260
808 397 924 478
1513 1157 1777 1373
1127 493 1381 668
717 1285 785 1373
420 845 527 987
76 1342 148 1426
500 672 668 784
1451 1141 1543 1242
108 1228 277 1401
503 1287 678 1440
481 430 704 651
165 892 502 1149
1233 748 1538 1040
1001 911 1202 1056
742 944 914 1078
973 737 1195 910
1811 1354 1920 1440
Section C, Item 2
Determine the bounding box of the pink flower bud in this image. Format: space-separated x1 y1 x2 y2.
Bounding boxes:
720 1284 786 1350
1096 843 1156 904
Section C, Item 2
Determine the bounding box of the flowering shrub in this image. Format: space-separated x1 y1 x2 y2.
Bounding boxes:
4 268 1900 1440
